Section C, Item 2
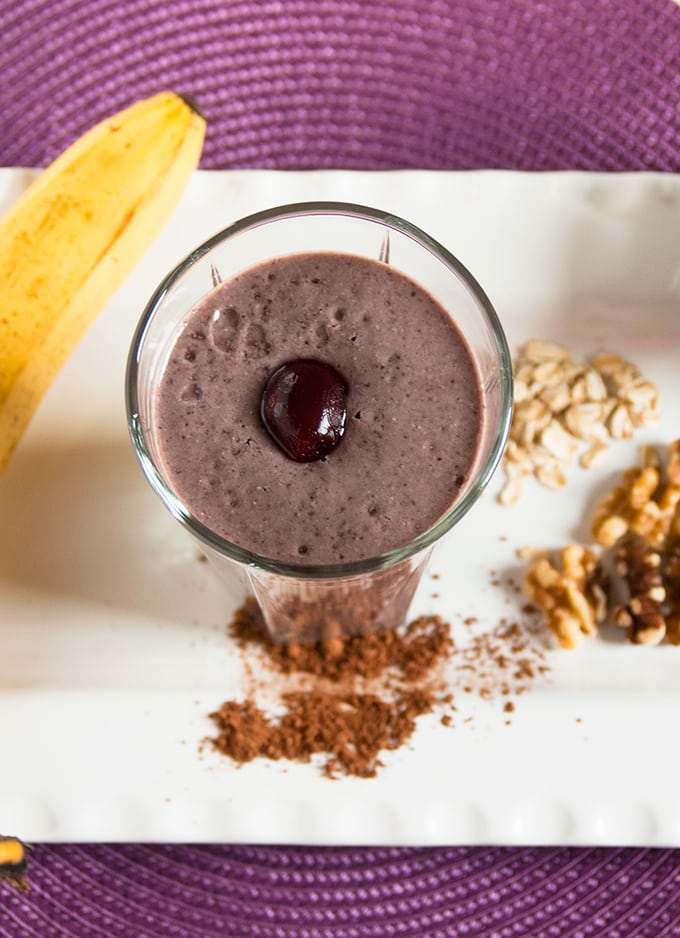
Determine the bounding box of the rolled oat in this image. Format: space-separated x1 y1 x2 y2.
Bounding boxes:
500 342 659 504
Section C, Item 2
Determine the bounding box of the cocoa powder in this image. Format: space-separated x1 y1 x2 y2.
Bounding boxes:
229 598 453 683
207 597 550 778
209 599 452 778
211 689 436 778
454 619 551 698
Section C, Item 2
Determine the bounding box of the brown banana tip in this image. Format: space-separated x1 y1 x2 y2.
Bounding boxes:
177 94 206 122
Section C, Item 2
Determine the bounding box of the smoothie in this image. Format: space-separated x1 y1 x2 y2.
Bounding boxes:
153 251 484 566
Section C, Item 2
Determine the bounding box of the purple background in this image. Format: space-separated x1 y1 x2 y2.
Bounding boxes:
3 0 679 172
1 0 680 934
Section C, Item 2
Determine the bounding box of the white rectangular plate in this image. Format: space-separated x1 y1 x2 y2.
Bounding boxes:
1 169 680 846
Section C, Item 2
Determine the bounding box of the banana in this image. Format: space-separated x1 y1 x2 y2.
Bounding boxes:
0 91 206 475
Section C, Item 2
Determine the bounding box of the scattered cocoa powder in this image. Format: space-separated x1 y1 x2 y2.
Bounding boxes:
229 599 452 684
209 599 452 778
450 620 550 699
212 689 437 778
207 597 551 778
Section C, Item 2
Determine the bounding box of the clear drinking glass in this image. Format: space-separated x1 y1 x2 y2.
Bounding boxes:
126 202 513 643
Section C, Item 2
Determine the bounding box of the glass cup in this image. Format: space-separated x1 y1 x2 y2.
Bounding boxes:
126 202 513 643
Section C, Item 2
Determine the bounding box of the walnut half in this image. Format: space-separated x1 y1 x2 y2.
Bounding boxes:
592 441 680 549
663 546 680 645
612 535 666 645
523 545 607 649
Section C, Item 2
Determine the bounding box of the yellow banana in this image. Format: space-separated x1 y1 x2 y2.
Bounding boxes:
0 91 206 475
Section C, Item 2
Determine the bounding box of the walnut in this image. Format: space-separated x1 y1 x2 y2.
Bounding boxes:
652 442 680 540
521 440 680 648
668 440 680 488
591 465 661 546
662 546 680 645
591 441 680 549
523 546 606 649
612 535 666 645
667 499 680 551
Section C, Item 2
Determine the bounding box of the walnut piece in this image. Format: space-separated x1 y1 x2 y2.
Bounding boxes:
591 465 661 547
663 546 680 645
612 535 666 645
591 441 680 549
523 546 606 649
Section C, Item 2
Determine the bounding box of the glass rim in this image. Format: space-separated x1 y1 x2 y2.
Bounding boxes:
126 200 514 580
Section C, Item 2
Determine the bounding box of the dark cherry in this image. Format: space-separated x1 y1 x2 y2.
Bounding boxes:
260 359 348 462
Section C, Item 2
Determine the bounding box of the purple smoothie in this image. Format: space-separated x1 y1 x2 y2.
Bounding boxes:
154 252 484 565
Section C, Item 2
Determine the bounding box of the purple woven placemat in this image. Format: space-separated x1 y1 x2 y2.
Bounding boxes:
2 0 680 935
1 0 679 171
1 846 679 937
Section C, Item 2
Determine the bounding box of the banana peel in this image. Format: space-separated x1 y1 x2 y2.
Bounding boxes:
0 91 206 475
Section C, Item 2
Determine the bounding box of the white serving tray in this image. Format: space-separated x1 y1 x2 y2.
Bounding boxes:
1 169 679 846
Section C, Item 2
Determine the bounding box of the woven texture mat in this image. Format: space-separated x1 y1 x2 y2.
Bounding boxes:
1 0 680 934
2 846 680 937
1 0 679 171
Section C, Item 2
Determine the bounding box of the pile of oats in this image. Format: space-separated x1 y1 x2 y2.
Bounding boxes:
500 340 660 505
